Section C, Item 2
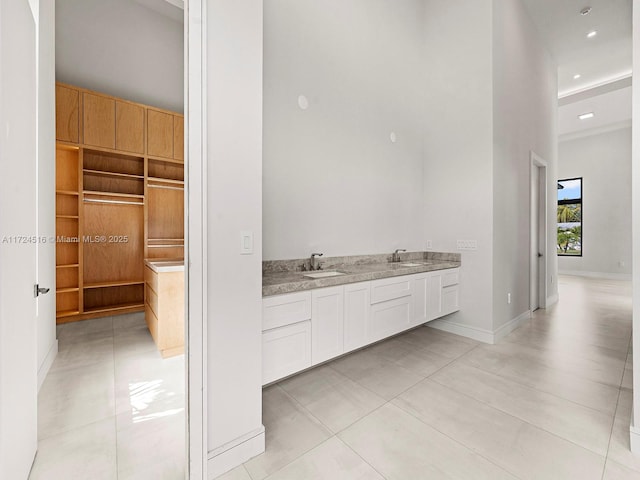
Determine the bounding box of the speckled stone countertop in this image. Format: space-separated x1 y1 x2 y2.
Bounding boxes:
262 251 460 297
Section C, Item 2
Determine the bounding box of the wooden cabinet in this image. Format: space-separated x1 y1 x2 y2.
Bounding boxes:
115 101 145 154
147 109 174 158
311 286 344 365
55 83 184 323
144 263 185 358
173 115 184 161
83 93 115 149
55 85 79 143
343 282 370 352
263 321 312 385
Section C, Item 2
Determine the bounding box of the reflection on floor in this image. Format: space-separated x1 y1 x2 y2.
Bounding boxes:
29 312 185 480
221 275 636 480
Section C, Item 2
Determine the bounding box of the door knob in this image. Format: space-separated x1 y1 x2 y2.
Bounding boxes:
34 284 50 298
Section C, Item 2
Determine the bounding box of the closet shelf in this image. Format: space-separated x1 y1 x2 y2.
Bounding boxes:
83 280 145 289
83 169 144 180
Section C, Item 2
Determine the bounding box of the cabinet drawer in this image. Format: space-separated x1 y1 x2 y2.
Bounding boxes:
145 304 159 344
369 296 412 343
146 284 159 318
262 321 312 385
263 291 312 330
442 268 459 287
442 285 460 316
371 275 413 304
145 265 158 294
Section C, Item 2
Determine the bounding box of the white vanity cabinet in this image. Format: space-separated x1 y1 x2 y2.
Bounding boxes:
369 276 414 343
311 286 344 365
343 282 371 351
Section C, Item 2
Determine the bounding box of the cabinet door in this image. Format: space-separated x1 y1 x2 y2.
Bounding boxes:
262 291 311 331
55 85 79 143
116 101 144 154
344 282 370 352
370 276 412 304
412 273 428 326
147 110 174 158
262 321 311 385
369 296 412 343
83 93 115 149
173 115 184 161
311 286 344 365
442 285 460 317
426 271 443 321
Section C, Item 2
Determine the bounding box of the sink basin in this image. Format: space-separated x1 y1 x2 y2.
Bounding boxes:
400 262 424 267
304 271 346 279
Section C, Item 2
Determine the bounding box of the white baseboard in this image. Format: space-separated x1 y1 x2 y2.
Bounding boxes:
559 270 632 281
208 426 265 479
546 293 559 307
428 310 531 345
37 339 58 391
630 422 640 455
492 310 531 343
427 319 495 344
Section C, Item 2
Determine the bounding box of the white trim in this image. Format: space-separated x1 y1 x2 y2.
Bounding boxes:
37 339 57 391
558 72 632 99
207 429 265 479
630 422 640 455
559 120 632 143
186 0 207 478
493 311 531 343
427 319 495 344
559 270 632 281
546 293 559 307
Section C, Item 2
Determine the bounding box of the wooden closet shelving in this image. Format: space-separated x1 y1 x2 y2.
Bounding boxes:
55 82 184 323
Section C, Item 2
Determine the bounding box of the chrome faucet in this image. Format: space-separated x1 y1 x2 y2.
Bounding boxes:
310 252 324 271
392 249 406 263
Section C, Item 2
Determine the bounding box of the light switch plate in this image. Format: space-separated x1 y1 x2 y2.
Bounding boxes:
240 231 253 255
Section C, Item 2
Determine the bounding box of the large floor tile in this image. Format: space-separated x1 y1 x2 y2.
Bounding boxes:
329 348 423 400
29 418 117 480
603 460 640 480
112 311 147 331
459 343 621 414
243 386 332 480
279 365 385 433
393 379 606 480
57 316 114 340
339 403 517 480
265 437 383 480
51 331 114 372
38 362 115 440
116 409 185 480
396 326 478 360
364 336 453 376
215 465 252 480
113 322 158 360
606 414 640 474
431 362 614 456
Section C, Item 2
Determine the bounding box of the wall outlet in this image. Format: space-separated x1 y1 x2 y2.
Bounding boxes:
426 240 433 249
457 239 477 251
507 293 511 304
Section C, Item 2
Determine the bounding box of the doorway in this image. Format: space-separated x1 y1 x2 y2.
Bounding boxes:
530 151 548 311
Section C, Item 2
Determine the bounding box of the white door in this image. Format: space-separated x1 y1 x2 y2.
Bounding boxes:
531 166 540 310
0 0 39 478
530 153 547 311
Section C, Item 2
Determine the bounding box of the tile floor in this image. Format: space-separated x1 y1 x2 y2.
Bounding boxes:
29 312 185 479
222 275 637 480
30 275 637 480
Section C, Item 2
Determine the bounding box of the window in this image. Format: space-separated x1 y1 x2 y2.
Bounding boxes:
557 178 582 256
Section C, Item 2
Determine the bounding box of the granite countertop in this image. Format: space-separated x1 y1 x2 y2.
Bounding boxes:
263 251 460 297
145 259 185 273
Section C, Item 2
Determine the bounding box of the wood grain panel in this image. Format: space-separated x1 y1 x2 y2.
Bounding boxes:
83 93 115 149
82 202 144 284
83 284 144 311
57 291 79 313
56 147 79 191
116 101 145 154
147 186 184 240
173 115 184 161
148 159 184 181
147 110 173 158
83 150 144 176
56 85 79 143
57 267 79 289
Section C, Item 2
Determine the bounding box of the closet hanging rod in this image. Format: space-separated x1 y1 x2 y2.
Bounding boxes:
83 198 144 206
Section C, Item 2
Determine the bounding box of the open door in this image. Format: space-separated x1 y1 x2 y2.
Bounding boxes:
0 0 39 477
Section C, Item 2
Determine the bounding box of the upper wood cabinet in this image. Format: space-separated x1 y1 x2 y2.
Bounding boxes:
83 93 115 149
55 85 79 143
115 101 145 154
173 115 184 161
147 110 174 158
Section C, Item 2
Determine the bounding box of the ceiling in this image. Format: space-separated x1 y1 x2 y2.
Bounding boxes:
520 0 632 98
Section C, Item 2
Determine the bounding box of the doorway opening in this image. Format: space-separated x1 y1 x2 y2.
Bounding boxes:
530 151 548 311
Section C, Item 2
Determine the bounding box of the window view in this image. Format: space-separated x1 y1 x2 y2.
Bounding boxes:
557 178 582 256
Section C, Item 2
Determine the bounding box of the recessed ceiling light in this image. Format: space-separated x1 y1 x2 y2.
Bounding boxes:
580 7 592 16
573 74 581 80
578 112 595 120
587 30 598 38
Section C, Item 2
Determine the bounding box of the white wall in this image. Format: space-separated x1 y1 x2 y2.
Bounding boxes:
56 0 183 112
205 1 265 476
491 0 558 330
263 0 426 260
421 0 496 338
558 127 632 278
